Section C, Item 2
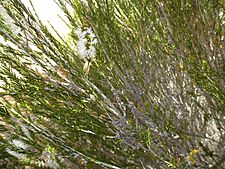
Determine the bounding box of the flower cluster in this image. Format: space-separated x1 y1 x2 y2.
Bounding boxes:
76 27 98 74
76 27 97 62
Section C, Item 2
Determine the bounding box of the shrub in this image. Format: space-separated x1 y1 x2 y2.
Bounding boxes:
0 0 224 168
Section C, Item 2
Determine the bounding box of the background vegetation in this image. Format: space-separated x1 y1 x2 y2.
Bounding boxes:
0 0 224 168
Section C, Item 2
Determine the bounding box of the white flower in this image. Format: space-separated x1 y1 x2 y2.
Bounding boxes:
87 28 96 39
76 27 86 39
5 148 27 159
90 38 98 45
12 139 29 150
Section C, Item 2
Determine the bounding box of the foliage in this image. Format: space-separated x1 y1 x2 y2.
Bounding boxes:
0 0 224 168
